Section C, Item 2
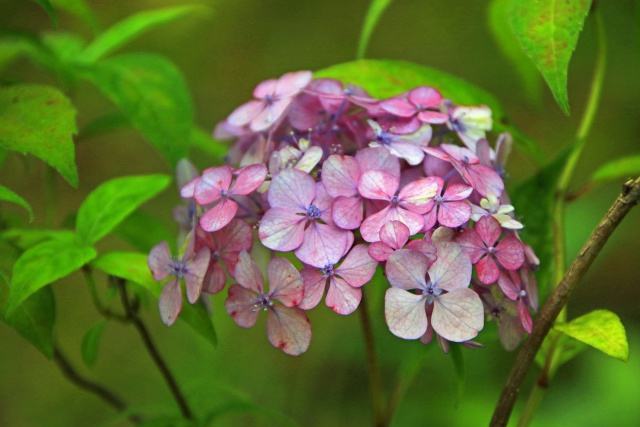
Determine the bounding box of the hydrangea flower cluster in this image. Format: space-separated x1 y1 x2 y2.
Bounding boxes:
148 70 540 355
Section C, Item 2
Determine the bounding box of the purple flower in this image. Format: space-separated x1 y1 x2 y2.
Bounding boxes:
481 287 526 351
148 240 211 326
423 177 473 230
378 86 448 133
384 242 484 342
368 220 410 261
497 269 534 333
367 120 432 165
225 251 312 356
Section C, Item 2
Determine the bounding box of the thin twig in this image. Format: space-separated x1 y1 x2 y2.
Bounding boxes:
490 176 640 426
358 292 385 427
116 279 194 420
54 347 143 424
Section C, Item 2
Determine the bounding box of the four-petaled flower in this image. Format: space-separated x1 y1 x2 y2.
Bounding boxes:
423 177 473 229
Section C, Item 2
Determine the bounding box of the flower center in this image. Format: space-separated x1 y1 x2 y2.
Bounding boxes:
390 195 399 205
488 246 496 254
252 291 274 312
434 195 443 204
220 189 228 197
168 257 186 279
520 290 527 298
264 93 275 105
321 264 334 277
307 204 321 219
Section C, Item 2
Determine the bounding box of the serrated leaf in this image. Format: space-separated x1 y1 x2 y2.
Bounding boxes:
8 239 96 315
81 319 106 366
1 228 75 250
190 127 230 164
78 5 208 63
32 0 59 27
511 147 572 299
0 84 78 186
592 154 640 183
75 174 170 246
508 0 593 114
0 271 56 359
449 344 466 406
488 0 541 103
79 54 192 166
357 0 394 59
555 310 629 362
316 59 545 163
0 184 33 222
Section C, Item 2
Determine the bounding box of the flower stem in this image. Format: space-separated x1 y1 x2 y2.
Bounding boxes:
116 278 194 420
490 176 640 426
358 292 385 427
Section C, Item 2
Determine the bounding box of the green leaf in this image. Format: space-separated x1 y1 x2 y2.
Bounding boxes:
50 0 99 33
555 310 629 362
0 271 56 359
356 0 394 59
1 229 75 250
190 127 230 164
8 239 96 315
508 0 593 114
0 84 78 186
32 0 59 27
78 5 208 63
76 174 170 246
179 300 218 348
592 154 640 183
78 111 130 139
535 329 587 372
115 211 176 253
488 0 542 103
315 59 545 163
449 344 466 406
79 54 193 166
81 319 106 366
511 147 572 299
0 184 33 222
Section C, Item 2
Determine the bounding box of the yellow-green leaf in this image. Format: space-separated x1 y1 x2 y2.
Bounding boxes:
592 154 640 183
0 184 33 222
357 0 394 59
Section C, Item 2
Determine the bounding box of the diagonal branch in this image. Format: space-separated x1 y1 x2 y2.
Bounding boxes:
491 176 640 426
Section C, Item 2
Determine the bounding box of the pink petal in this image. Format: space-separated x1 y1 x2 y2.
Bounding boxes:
298 268 327 310
199 199 238 232
431 288 484 342
440 144 479 164
295 222 353 268
399 177 439 214
202 262 226 294
215 219 253 253
495 236 525 270
331 196 364 230
408 86 442 108
273 70 313 98
250 98 290 132
225 283 259 328
417 111 448 124
159 278 182 326
384 288 428 339
267 258 304 307
388 141 425 165
443 183 473 201
253 78 278 99
378 97 416 117
148 241 172 281
379 220 410 249
517 299 533 334
429 242 472 292
475 215 502 247
422 207 438 231
234 251 264 293
227 100 265 127
437 201 472 228
312 182 335 225
423 147 450 162
405 240 437 266
326 276 362 315
357 170 398 201
455 228 486 263
267 168 316 212
368 242 394 261
258 208 306 252
321 155 361 198
194 166 233 205
360 206 424 243
355 146 401 176
335 244 377 287
179 177 198 198
266 306 312 356
460 163 504 198
386 249 429 291
184 247 211 304
231 164 267 195
393 207 426 236
497 270 521 301
476 255 500 285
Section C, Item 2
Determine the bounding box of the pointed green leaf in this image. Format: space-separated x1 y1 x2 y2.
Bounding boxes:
79 111 130 139
0 84 78 186
508 0 593 114
81 319 106 366
31 0 59 27
8 239 96 315
357 0 394 59
76 174 171 246
592 154 640 183
79 5 209 63
316 59 545 163
0 184 33 222
180 300 218 348
51 0 99 33
115 211 175 253
0 271 56 359
555 310 629 362
79 54 192 166
488 0 542 103
1 229 75 250
449 344 466 406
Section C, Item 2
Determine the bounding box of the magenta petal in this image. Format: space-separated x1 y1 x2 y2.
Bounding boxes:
443 183 473 201
379 220 410 249
359 206 391 242
266 306 312 356
253 78 278 98
368 242 394 261
232 164 267 195
408 86 442 108
199 199 238 232
431 288 484 342
202 262 226 294
475 215 502 246
476 255 500 285
417 111 448 124
388 141 425 165
148 241 172 281
184 247 210 304
422 207 438 231
180 177 198 198
379 97 416 117
295 222 353 268
273 70 313 98
440 144 480 164
393 207 426 236
268 168 316 211
423 146 450 162
250 98 289 132
465 164 505 198
331 196 364 230
455 228 486 263
298 268 327 310
215 219 252 253
225 283 259 328
234 251 264 293
355 146 401 177
438 201 472 228
326 276 362 315
258 208 306 251
267 258 304 307
429 242 472 292
321 155 361 198
495 236 525 270
384 288 428 339
358 170 398 201
386 249 429 291
335 244 377 287
497 270 520 301
159 278 182 326
399 177 439 214
194 166 232 205
518 299 533 334
227 100 264 127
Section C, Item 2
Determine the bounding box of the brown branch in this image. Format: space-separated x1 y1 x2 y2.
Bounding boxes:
490 177 640 426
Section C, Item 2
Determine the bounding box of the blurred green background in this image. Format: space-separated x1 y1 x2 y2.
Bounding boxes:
1 0 639 426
